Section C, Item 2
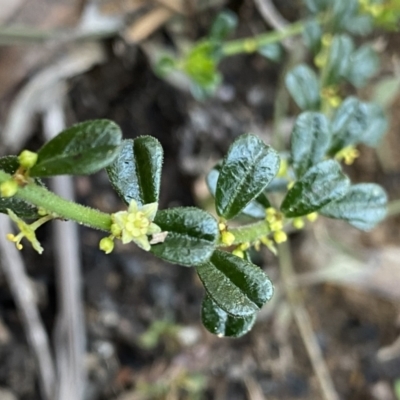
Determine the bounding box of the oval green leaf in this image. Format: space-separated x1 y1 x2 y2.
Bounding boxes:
29 120 122 177
150 207 218 266
209 10 238 41
280 160 350 217
215 134 279 220
196 250 274 317
325 34 354 86
291 112 331 177
0 156 40 219
207 166 270 219
106 137 163 206
320 183 387 230
329 97 368 154
303 19 322 54
285 64 320 111
201 295 256 338
361 103 388 147
346 45 379 88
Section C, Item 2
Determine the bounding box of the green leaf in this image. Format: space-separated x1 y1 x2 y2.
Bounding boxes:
154 55 177 77
196 250 274 317
0 156 40 219
320 184 387 230
303 19 322 54
106 137 163 206
29 120 122 177
346 45 379 88
206 166 270 219
258 43 283 62
201 295 256 338
150 207 218 266
343 14 374 36
209 10 238 41
183 41 221 88
361 103 388 147
325 34 354 86
285 64 320 111
291 112 331 177
280 160 350 217
215 134 279 220
331 0 359 30
329 97 368 154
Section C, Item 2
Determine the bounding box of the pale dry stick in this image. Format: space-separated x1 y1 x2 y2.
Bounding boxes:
278 240 340 400
42 87 86 400
0 215 56 400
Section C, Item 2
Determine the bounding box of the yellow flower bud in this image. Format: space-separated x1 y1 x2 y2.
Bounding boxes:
99 237 114 254
0 180 18 198
306 212 318 222
273 230 287 244
293 217 305 230
243 39 257 53
221 230 235 246
18 150 38 169
321 33 333 47
287 181 295 190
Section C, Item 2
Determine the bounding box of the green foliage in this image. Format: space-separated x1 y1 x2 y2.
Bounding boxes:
285 65 321 110
151 208 219 266
0 0 394 339
196 250 274 317
29 120 122 177
281 160 350 217
201 295 256 337
106 137 163 206
215 134 279 220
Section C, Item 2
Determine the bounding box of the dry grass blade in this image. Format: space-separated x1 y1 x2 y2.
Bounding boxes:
124 6 174 43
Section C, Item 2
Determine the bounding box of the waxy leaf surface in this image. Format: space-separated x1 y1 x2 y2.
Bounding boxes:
30 120 122 177
320 183 387 230
291 112 331 177
107 137 163 206
201 295 256 338
151 207 218 266
281 160 350 217
215 134 279 220
196 250 274 317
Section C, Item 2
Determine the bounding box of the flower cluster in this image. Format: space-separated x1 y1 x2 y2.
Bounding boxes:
335 146 360 165
99 200 163 254
6 209 53 254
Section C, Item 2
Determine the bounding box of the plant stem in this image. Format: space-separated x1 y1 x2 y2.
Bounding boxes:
0 170 111 231
228 220 271 245
221 20 306 56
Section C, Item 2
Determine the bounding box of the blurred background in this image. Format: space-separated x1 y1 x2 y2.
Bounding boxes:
0 0 400 399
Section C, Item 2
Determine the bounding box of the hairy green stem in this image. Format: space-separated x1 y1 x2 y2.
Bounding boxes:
221 20 306 56
0 170 111 231
227 220 271 245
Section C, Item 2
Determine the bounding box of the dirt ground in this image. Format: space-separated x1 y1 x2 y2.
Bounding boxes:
0 1 400 400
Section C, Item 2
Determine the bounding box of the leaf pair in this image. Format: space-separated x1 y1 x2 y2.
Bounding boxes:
198 250 273 337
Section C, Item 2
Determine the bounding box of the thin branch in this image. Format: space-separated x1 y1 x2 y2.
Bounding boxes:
0 215 56 400
278 240 340 400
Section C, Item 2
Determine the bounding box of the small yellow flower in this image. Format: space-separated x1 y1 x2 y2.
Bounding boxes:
221 231 235 246
287 181 295 190
0 180 18 198
277 158 288 178
109 200 161 251
273 230 287 244
335 146 360 165
293 217 305 230
243 39 257 53
18 150 38 169
306 212 318 222
6 209 53 254
99 237 114 254
269 219 283 232
321 33 333 47
314 52 327 68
